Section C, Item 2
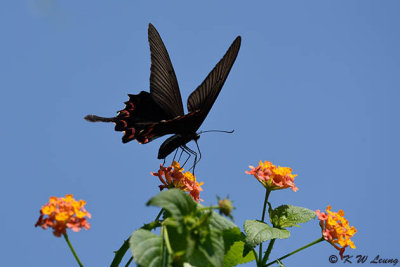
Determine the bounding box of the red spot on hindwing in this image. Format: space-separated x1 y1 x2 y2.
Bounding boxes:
127 128 136 139
118 110 130 117
125 102 135 111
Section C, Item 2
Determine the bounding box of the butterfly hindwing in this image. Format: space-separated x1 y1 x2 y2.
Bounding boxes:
133 111 200 144
113 91 170 143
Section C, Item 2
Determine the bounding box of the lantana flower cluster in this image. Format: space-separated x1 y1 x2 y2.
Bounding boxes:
35 194 91 237
152 161 203 202
316 205 357 259
246 160 298 192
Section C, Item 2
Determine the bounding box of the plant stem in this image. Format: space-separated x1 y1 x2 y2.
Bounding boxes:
266 237 325 266
198 206 219 212
63 233 83 267
124 257 133 267
160 225 173 267
261 189 271 222
155 208 164 221
262 238 276 265
162 225 173 254
258 188 271 265
110 208 165 267
110 239 130 267
161 225 167 267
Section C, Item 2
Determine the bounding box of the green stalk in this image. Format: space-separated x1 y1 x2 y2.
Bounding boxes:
124 257 133 267
110 208 164 267
155 208 164 221
63 233 83 267
198 206 219 212
258 188 271 265
262 238 276 265
161 225 167 267
266 237 325 266
110 239 130 267
162 225 173 254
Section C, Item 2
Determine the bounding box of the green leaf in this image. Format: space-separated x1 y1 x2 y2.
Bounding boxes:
221 227 243 253
223 240 256 267
270 205 315 228
219 227 256 266
189 228 225 267
147 189 197 221
165 207 229 267
164 223 190 258
209 209 237 231
129 229 163 267
243 244 254 259
244 220 290 247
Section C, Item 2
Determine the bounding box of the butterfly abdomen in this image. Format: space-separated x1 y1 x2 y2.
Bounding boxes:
157 133 199 159
84 115 115 123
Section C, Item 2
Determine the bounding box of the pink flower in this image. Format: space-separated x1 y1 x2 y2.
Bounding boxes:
152 161 204 202
246 161 298 192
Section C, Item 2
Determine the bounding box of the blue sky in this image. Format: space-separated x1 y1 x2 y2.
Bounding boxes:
1 1 399 266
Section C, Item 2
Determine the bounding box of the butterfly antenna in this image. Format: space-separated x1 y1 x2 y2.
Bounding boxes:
198 129 234 134
84 115 115 123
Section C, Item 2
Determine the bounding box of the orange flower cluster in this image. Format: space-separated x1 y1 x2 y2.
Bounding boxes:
316 205 357 259
35 194 91 237
246 161 298 192
152 161 203 202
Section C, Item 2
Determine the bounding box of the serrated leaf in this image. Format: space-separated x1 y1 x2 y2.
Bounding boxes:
189 229 225 267
243 243 254 259
147 189 197 221
209 210 237 231
270 205 315 228
244 220 290 247
223 240 256 267
221 227 243 253
165 224 189 253
129 229 163 267
166 208 232 267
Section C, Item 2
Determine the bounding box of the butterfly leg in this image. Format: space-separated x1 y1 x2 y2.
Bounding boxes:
183 145 198 175
194 140 202 166
178 148 185 162
168 147 188 167
172 148 179 163
182 153 191 169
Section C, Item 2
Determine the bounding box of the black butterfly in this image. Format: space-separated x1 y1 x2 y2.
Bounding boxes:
85 24 241 161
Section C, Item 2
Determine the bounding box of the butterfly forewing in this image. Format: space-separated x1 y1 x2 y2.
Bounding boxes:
187 36 241 130
148 23 184 119
157 36 241 159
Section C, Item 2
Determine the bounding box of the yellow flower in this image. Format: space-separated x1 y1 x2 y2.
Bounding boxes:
35 194 91 237
316 205 357 259
152 161 204 202
246 161 298 191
